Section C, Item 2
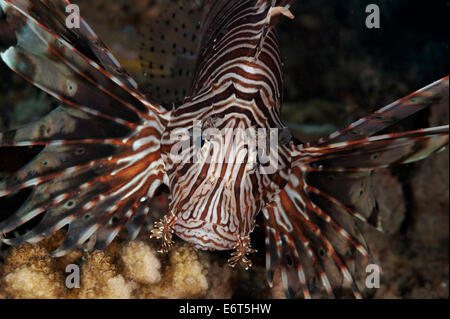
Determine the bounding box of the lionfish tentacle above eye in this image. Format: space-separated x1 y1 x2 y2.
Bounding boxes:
0 0 169 254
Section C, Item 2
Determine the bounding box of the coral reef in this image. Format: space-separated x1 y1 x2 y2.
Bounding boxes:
0 233 236 299
1 244 65 298
120 241 162 286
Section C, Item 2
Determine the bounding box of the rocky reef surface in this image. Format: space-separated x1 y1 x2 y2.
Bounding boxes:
0 231 237 299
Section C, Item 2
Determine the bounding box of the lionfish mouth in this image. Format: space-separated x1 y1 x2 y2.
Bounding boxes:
173 218 238 251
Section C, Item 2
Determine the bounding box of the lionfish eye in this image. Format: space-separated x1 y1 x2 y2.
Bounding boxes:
200 132 207 147
256 151 261 166
245 147 261 174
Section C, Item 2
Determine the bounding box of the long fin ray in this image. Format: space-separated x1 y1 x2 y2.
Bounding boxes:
4 0 139 89
1 0 168 123
299 126 449 172
317 76 449 145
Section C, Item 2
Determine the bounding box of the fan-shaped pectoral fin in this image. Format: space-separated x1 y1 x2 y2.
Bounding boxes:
262 162 374 298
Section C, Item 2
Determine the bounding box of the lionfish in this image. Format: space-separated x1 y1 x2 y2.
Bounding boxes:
0 0 448 298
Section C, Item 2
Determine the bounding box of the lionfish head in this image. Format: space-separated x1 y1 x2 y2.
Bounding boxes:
162 113 279 251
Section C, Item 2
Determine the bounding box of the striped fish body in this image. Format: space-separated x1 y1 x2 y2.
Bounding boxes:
0 0 448 298
160 0 291 253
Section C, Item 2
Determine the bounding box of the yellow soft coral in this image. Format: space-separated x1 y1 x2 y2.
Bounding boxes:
136 243 209 298
119 241 162 285
1 244 65 298
76 250 135 299
0 232 237 299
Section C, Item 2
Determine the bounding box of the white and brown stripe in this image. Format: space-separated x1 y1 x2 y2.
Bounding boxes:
161 0 292 250
0 0 448 299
